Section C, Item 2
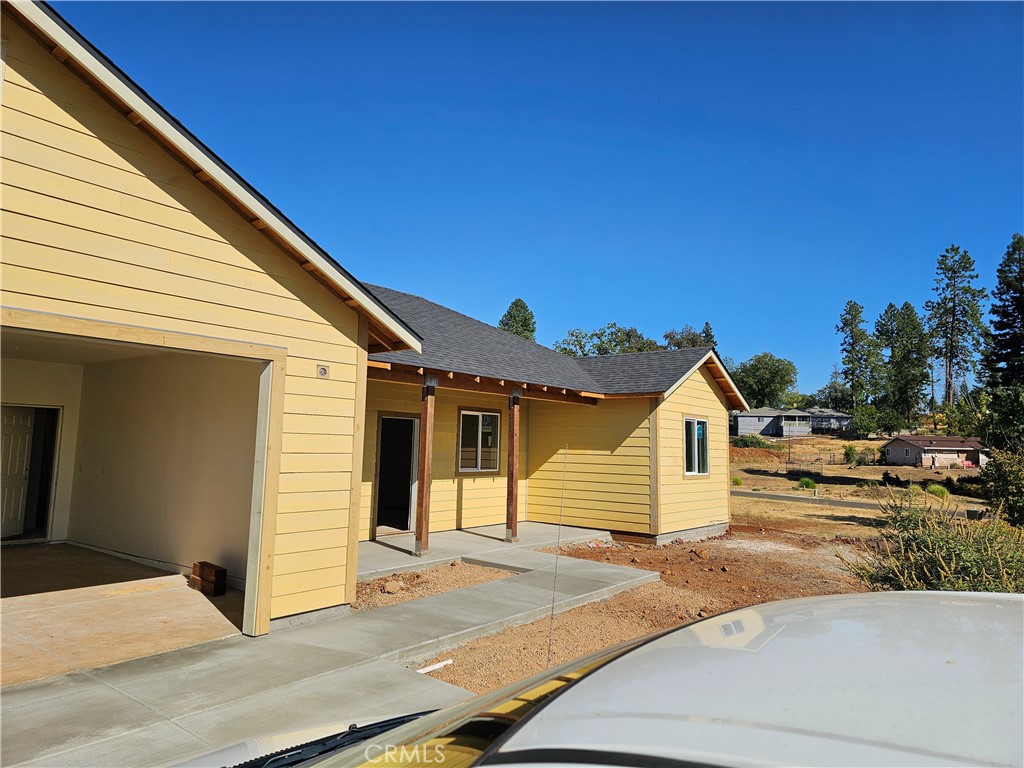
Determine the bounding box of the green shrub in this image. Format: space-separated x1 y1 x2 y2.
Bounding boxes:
843 444 859 464
730 435 783 450
856 479 879 489
925 484 949 499
731 477 743 486
798 477 817 489
857 449 875 466
981 449 1024 527
842 498 1024 592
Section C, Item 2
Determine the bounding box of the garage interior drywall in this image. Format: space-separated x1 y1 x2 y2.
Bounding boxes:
70 352 261 585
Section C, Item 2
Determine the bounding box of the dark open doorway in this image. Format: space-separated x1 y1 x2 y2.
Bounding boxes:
1 406 58 542
376 416 417 533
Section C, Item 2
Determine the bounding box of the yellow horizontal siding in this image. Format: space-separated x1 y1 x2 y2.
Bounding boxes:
657 366 731 534
359 381 526 540
273 548 346 576
1 19 364 619
271 586 346 619
526 398 652 534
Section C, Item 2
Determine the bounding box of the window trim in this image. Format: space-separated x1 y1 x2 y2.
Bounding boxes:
684 416 710 476
457 407 501 474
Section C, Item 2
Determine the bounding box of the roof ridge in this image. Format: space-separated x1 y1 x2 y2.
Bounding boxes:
365 283 563 353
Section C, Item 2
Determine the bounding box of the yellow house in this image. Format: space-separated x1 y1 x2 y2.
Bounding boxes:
361 285 748 551
1 1 748 636
0 1 421 636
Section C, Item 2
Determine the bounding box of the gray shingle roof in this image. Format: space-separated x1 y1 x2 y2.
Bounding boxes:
366 285 601 391
737 407 784 418
573 348 713 395
366 285 718 396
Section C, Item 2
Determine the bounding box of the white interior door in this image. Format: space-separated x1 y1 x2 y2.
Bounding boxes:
2 406 34 538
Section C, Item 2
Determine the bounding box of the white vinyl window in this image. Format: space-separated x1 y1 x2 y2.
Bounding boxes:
459 410 500 472
685 418 709 476
885 447 891 457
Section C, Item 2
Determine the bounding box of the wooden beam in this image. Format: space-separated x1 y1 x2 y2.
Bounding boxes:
367 360 391 370
506 391 521 542
367 365 599 406
50 44 69 62
415 382 435 556
251 218 268 230
126 110 144 125
194 170 212 182
577 391 606 399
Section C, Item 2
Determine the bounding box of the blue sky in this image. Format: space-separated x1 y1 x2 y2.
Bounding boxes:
53 2 1022 391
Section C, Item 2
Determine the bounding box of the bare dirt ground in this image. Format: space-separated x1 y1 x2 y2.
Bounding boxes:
353 562 512 611
423 500 870 693
731 436 984 509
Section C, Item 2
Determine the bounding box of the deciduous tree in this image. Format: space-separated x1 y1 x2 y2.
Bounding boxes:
554 323 661 357
663 322 717 350
812 369 853 412
731 352 798 409
498 298 537 342
924 244 988 407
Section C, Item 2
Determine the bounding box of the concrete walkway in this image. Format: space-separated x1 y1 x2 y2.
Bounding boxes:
2 529 654 768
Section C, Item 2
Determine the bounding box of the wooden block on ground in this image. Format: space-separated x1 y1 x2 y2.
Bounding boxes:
188 574 226 597
192 561 227 584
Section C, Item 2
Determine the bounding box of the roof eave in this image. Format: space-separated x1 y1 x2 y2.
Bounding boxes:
662 350 750 411
8 0 421 354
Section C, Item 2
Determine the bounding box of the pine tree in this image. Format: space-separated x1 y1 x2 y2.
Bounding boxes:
498 298 537 342
985 233 1024 387
875 302 930 430
983 233 1024 450
700 322 717 347
924 244 988 407
836 300 881 409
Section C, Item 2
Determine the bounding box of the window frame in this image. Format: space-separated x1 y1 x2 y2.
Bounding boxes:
684 416 710 476
457 407 501 474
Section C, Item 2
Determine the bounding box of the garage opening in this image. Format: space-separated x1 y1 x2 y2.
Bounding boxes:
2 406 58 541
375 416 418 534
0 327 271 638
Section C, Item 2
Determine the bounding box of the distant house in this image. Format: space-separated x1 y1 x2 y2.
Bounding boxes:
882 435 987 469
733 408 812 437
804 407 853 434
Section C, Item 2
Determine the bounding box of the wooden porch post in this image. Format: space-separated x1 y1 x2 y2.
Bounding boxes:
415 376 436 556
505 388 521 543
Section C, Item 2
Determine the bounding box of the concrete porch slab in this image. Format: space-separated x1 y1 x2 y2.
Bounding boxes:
357 522 610 580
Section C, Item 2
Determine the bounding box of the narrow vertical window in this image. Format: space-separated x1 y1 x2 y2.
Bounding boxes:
459 410 500 471
685 418 709 476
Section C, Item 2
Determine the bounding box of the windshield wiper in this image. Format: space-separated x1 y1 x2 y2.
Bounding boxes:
229 711 435 768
